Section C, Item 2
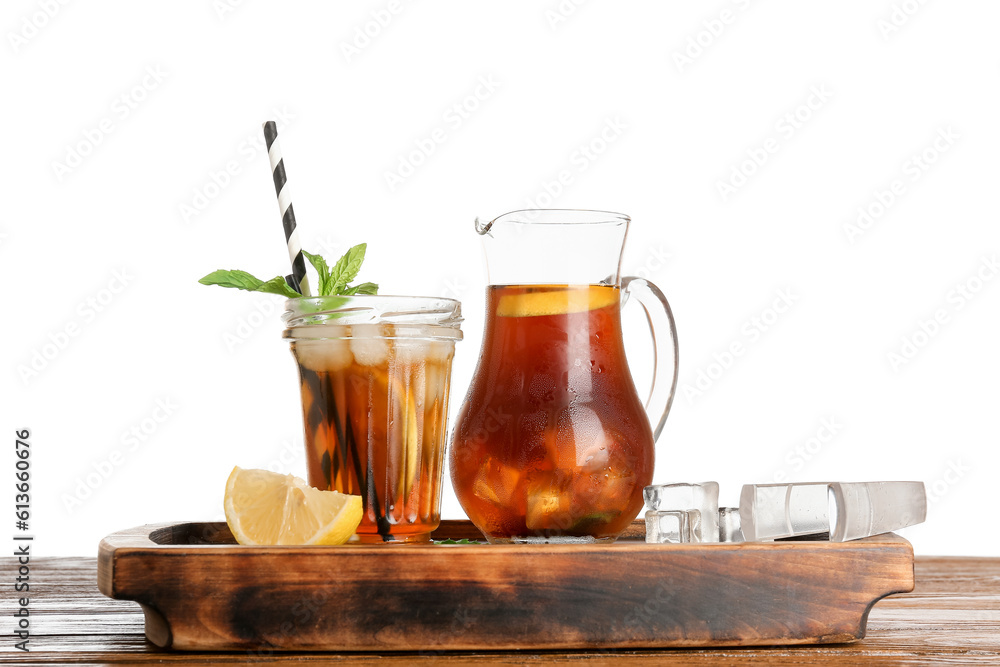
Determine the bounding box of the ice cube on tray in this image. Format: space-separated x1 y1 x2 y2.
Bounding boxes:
739 481 927 542
643 481 927 544
643 482 719 543
645 509 699 544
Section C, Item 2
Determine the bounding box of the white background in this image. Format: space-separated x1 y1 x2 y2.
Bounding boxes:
3 0 998 557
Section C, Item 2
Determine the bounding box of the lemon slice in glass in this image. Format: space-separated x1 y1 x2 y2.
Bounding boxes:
224 466 363 546
496 285 619 317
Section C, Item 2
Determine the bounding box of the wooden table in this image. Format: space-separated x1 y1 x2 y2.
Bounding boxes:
2 556 998 664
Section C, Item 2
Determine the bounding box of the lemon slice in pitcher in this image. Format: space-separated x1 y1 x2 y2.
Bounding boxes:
496 285 619 317
224 467 363 546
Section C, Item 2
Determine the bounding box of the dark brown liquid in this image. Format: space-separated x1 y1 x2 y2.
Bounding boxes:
450 285 654 541
294 337 453 543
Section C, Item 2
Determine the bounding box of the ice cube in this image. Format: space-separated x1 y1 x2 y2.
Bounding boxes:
739 482 829 542
293 339 353 372
645 509 699 544
643 482 719 542
393 338 432 364
472 458 521 507
739 481 927 542
525 471 571 532
829 481 927 542
428 340 454 363
349 324 390 366
643 481 719 511
718 507 744 542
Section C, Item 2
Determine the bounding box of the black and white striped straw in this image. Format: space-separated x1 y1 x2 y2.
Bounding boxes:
262 121 310 296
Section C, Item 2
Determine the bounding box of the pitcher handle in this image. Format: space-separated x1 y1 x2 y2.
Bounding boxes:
620 276 679 442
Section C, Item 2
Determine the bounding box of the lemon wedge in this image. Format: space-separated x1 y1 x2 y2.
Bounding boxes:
496 285 619 317
224 466 363 546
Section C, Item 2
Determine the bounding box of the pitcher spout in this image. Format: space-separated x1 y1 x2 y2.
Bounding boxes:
474 215 496 236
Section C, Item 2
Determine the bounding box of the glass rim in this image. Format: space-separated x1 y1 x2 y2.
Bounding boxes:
282 294 463 337
476 209 630 234
284 293 461 306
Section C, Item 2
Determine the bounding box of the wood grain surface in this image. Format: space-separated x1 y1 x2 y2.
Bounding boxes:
92 521 915 652
0 555 998 664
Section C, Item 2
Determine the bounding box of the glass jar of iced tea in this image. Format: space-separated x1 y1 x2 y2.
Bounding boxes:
283 296 462 543
450 210 678 543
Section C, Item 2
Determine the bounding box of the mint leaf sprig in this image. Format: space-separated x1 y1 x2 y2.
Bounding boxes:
302 244 378 296
199 243 379 298
198 269 303 298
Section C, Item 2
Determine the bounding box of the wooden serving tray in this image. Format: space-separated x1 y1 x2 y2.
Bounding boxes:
98 521 914 651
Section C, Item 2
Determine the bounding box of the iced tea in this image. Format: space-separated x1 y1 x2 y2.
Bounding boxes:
292 325 456 543
450 284 654 542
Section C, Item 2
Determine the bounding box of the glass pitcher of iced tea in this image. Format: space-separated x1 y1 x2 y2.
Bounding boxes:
450 209 679 543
